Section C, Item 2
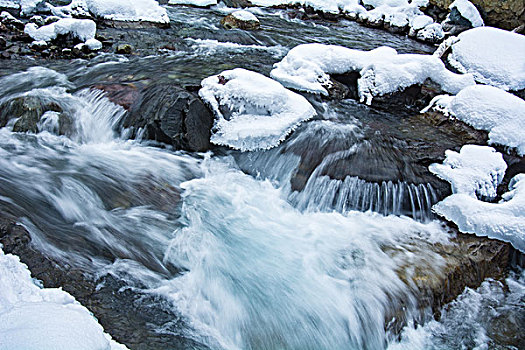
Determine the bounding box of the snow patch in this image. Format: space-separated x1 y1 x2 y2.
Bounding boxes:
199 68 316 151
0 247 127 350
448 27 525 91
271 43 475 104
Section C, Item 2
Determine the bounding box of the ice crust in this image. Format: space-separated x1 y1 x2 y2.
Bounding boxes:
199 68 316 151
271 43 475 104
425 85 525 155
448 27 525 91
0 248 127 350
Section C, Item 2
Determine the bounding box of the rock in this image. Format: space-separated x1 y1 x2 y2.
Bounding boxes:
221 0 254 8
96 82 214 152
0 11 25 31
61 47 72 55
428 0 525 30
115 43 132 54
29 39 47 51
221 10 260 30
0 95 63 133
44 15 61 25
29 15 45 26
0 35 6 49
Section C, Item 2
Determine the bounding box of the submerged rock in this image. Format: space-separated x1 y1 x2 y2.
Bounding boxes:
0 95 65 133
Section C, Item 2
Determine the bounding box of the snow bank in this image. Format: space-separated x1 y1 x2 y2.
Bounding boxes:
448 27 525 91
429 145 506 199
449 0 483 27
199 68 316 151
271 43 475 104
24 17 96 42
0 248 127 350
168 0 217 7
425 85 525 155
85 0 169 24
433 174 525 253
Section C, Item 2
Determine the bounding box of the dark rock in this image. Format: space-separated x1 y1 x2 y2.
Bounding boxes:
12 33 33 43
221 13 260 30
97 82 214 152
30 39 47 50
1 12 25 31
0 36 6 49
0 95 63 133
44 15 61 25
115 43 132 54
221 0 254 8
100 19 170 30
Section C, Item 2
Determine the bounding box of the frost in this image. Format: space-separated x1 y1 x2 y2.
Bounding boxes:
448 27 525 91
271 43 475 104
199 68 316 151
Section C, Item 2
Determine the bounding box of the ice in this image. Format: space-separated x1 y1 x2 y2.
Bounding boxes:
85 0 169 24
433 174 525 253
168 0 217 6
271 43 475 104
0 248 127 350
428 145 507 199
25 17 96 42
449 0 483 27
448 27 525 91
425 85 525 155
199 68 316 151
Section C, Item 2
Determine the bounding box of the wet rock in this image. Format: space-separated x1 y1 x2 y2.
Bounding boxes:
0 95 63 133
0 35 6 49
100 19 170 30
29 40 47 51
97 82 214 152
221 11 260 30
115 43 132 54
221 0 254 8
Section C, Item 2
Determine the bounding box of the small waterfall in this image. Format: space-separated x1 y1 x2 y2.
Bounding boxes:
292 175 438 221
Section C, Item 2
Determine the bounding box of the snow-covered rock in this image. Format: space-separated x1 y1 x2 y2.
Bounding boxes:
25 17 96 42
199 68 316 151
408 14 433 36
425 85 525 155
85 0 169 24
271 43 475 104
448 27 525 91
433 173 525 253
0 0 19 9
221 10 260 30
85 37 102 50
168 0 217 7
0 248 127 350
429 145 507 199
48 0 91 19
416 23 444 43
449 0 484 28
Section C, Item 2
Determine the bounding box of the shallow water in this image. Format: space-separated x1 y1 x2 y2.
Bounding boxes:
0 5 521 350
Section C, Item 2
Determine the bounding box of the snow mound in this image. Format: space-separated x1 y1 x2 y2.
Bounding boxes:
24 17 96 42
168 0 217 7
0 248 127 350
231 10 258 22
271 43 475 104
425 85 525 155
449 0 483 27
199 68 316 151
433 174 525 253
85 0 169 24
429 145 506 199
448 27 525 91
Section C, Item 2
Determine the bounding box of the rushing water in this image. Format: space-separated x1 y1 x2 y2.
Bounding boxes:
0 5 522 350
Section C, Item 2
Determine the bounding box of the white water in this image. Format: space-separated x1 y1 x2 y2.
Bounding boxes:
0 66 521 350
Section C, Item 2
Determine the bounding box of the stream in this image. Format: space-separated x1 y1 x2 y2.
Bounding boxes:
0 5 523 350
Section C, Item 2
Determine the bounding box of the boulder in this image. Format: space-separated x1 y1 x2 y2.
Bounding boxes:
221 10 260 30
0 95 64 133
115 43 132 54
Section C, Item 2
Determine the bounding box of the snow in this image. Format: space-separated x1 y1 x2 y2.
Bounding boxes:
0 247 127 350
85 38 102 50
449 0 483 27
409 14 433 30
0 0 19 9
416 23 444 42
362 0 408 7
231 10 259 22
425 85 525 155
448 27 525 91
25 18 96 42
199 68 316 151
20 0 41 16
429 145 507 199
168 0 217 7
433 174 525 253
271 43 475 104
85 0 169 24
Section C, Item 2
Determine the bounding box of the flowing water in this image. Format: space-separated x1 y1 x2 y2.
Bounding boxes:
0 5 522 350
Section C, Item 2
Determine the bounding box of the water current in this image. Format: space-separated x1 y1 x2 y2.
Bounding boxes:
0 5 522 350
